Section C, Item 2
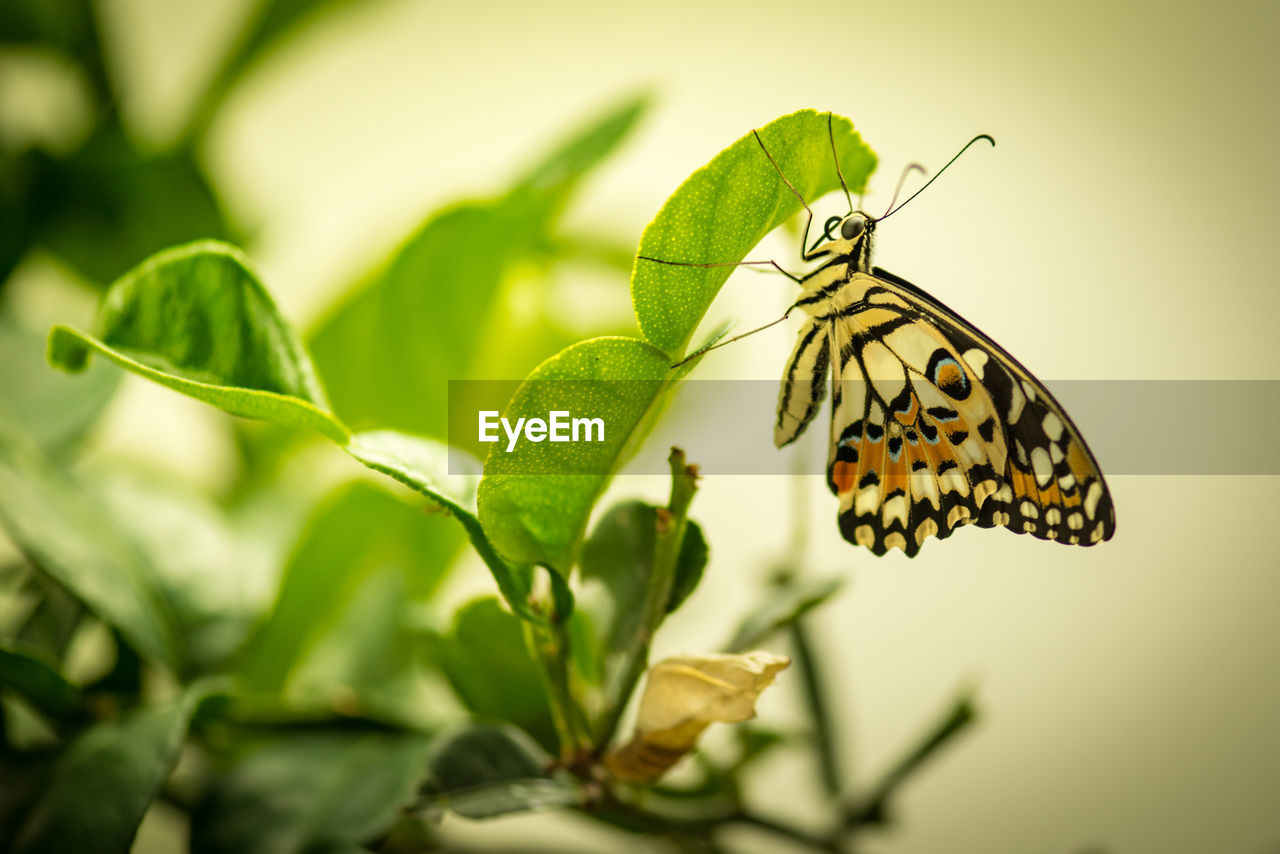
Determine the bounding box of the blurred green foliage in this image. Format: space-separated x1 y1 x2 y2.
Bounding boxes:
0 3 978 851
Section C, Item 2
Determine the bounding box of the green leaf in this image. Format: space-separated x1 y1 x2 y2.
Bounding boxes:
28 129 231 285
422 723 580 820
190 729 430 854
476 336 671 572
308 94 647 441
285 564 424 724
579 501 708 657
725 577 845 653
632 109 877 356
91 471 261 678
0 437 180 671
345 430 570 623
0 0 96 52
666 516 707 614
12 687 205 854
425 598 554 752
510 93 649 217
239 480 462 694
47 240 347 443
191 0 380 137
0 313 118 456
0 643 82 722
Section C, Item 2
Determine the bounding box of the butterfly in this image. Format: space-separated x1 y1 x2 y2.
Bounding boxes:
653 116 1116 557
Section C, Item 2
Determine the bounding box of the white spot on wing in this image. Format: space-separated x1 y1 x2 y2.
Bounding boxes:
1042 412 1064 441
914 517 938 545
963 348 989 379
855 484 881 517
1031 447 1053 486
1007 380 1026 423
1085 481 1104 519
883 493 908 527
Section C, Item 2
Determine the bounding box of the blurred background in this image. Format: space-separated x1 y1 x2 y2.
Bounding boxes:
3 0 1279 852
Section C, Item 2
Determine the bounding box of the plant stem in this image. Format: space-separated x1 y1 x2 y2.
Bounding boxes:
842 690 977 830
595 447 699 750
789 617 843 797
593 793 846 854
524 618 593 762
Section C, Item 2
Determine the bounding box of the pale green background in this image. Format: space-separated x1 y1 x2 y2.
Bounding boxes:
13 0 1280 851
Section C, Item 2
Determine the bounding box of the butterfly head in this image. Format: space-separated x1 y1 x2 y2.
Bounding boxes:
819 212 876 270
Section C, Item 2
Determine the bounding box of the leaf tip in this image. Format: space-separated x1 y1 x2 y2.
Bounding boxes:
46 325 89 373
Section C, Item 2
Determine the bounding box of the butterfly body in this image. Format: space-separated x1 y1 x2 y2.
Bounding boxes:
775 212 1116 556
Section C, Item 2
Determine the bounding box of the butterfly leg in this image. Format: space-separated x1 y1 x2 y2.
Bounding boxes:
636 255 805 283
669 302 801 369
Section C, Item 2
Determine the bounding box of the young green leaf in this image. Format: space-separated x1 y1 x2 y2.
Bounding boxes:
0 643 83 723
91 471 262 678
476 336 671 572
632 109 877 356
47 241 347 442
26 128 231 287
0 438 181 671
11 687 206 854
421 723 581 820
189 730 430 854
424 597 556 752
309 94 647 440
0 313 119 457
191 0 373 137
238 480 462 694
44 238 562 625
725 577 845 653
580 500 708 658
345 430 571 623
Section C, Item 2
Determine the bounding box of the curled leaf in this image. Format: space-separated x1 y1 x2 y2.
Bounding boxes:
605 651 789 783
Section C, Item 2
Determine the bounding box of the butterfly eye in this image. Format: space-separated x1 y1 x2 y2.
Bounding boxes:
840 217 866 240
822 216 842 241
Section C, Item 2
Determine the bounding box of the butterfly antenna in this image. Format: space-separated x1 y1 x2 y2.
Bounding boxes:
877 134 995 222
880 163 927 219
827 112 853 213
753 130 812 218
670 308 796 369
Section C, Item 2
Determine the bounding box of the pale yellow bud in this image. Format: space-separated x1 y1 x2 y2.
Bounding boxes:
605 651 790 783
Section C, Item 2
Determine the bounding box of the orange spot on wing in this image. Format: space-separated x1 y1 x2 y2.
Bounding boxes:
854 430 885 496
1037 481 1063 507
883 446 910 498
832 461 857 495
937 363 962 389
1009 466 1039 501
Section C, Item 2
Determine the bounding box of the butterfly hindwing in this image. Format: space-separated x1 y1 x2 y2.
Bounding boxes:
823 277 1008 556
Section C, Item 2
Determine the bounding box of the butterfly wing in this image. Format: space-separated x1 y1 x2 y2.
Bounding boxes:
825 277 1007 556
825 269 1116 555
775 318 830 447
